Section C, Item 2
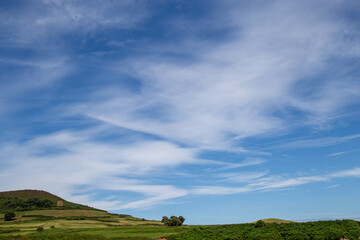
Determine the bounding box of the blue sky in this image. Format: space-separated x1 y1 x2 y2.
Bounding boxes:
1 0 360 224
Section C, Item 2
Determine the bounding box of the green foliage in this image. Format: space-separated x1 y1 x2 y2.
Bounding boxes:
162 216 185 226
4 212 15 221
254 220 266 228
168 220 360 240
37 226 44 232
0 197 54 212
50 225 55 229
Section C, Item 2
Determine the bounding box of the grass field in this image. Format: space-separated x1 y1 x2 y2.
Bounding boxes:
0 207 177 239
1 213 360 239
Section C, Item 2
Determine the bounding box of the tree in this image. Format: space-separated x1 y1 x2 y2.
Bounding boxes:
161 216 169 224
4 212 15 221
161 215 185 226
179 216 185 224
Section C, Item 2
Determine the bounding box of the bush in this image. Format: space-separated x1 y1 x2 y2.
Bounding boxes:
36 226 44 232
50 225 55 229
4 212 15 221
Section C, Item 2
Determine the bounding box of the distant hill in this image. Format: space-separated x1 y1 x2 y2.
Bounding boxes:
0 190 102 213
256 218 294 224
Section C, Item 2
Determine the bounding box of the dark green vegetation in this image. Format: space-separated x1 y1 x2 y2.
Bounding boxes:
168 220 360 240
4 212 15 221
161 216 185 226
0 190 98 212
1 190 360 240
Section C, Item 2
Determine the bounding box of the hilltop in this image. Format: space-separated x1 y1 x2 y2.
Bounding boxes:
0 190 100 213
256 218 294 224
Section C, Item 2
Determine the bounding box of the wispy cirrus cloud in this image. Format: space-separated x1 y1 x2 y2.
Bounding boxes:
81 0 360 151
0 128 255 210
270 133 360 150
192 166 360 197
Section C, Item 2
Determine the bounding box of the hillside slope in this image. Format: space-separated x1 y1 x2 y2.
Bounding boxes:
0 190 169 239
0 190 101 213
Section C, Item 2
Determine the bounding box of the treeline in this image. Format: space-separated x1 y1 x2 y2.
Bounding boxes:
168 220 360 240
0 197 54 212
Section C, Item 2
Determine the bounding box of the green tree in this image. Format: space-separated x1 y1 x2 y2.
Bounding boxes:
162 216 185 226
161 216 169 224
179 216 185 224
4 212 15 221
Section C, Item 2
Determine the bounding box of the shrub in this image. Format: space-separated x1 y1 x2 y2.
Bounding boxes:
36 226 44 232
4 212 15 221
50 225 55 229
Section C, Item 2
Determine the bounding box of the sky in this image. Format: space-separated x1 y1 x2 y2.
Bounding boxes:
1 0 360 225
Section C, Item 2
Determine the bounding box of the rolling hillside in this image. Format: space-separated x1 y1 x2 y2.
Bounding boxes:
0 189 173 239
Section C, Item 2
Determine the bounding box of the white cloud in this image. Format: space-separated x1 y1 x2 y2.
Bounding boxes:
1 128 360 209
270 134 360 150
328 167 360 178
218 171 270 183
81 0 360 150
0 129 195 208
192 166 360 196
328 152 347 157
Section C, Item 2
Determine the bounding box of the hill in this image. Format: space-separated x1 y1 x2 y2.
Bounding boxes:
257 218 294 224
0 189 173 239
0 190 100 213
